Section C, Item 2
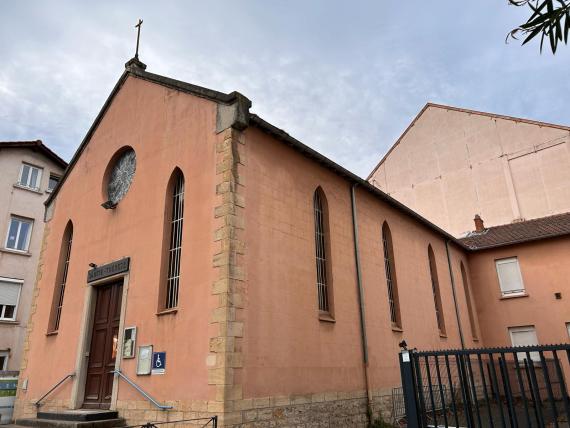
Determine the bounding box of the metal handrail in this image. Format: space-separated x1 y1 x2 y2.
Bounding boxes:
112 369 173 410
35 372 75 407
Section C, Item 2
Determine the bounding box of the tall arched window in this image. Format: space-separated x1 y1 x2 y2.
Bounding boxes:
48 220 73 332
382 222 401 328
461 262 478 339
428 245 446 335
160 169 185 310
314 187 333 314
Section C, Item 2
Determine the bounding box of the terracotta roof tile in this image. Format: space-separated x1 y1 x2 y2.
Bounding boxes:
459 213 570 250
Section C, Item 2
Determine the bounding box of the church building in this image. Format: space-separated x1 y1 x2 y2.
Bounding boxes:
12 56 570 427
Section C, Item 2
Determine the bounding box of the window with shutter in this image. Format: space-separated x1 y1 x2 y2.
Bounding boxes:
509 326 539 362
0 352 8 370
0 278 22 321
495 257 525 296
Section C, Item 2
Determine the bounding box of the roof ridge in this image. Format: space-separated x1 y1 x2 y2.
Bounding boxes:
0 140 67 168
479 211 570 231
458 211 570 250
366 102 570 181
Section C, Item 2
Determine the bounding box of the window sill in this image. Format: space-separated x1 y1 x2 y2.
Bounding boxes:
156 308 178 317
391 326 404 333
500 293 529 300
318 313 336 323
439 333 448 339
13 183 42 194
0 320 18 325
46 331 58 337
0 248 32 257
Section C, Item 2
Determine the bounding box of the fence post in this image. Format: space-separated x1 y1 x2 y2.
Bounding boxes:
400 350 420 428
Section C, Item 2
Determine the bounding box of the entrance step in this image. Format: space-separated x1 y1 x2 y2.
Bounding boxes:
16 410 125 428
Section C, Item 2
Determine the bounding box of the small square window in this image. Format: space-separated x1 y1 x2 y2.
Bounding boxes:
18 163 43 190
496 257 525 296
5 216 33 252
47 175 60 192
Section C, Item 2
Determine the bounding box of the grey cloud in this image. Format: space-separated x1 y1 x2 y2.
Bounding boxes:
1 1 569 178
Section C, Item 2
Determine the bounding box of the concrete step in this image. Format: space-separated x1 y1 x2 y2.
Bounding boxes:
14 417 125 428
37 411 119 422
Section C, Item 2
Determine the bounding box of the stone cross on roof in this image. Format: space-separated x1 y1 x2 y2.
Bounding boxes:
125 19 147 70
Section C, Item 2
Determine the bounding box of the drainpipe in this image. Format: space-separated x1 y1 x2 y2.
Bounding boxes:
445 240 465 349
350 183 373 420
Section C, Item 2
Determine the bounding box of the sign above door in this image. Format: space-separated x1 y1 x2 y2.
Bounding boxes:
87 257 130 283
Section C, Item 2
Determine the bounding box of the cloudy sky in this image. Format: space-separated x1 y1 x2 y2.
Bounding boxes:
1 1 569 177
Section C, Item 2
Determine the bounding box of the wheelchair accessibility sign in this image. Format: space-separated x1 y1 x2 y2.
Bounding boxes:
151 352 166 375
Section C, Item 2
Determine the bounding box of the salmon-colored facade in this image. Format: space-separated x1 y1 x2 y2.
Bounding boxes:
467 236 570 348
13 61 570 427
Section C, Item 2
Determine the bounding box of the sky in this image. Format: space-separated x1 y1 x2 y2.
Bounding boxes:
1 1 569 178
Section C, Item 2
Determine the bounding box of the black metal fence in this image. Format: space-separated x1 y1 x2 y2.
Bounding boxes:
400 344 570 428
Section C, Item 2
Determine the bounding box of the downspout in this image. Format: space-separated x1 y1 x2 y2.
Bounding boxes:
350 183 373 420
445 240 465 349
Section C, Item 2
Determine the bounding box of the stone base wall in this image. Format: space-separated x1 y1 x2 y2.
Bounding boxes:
14 389 396 427
227 390 393 428
13 398 72 421
115 400 217 427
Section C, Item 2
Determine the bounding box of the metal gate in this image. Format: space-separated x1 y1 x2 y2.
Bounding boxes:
399 344 570 428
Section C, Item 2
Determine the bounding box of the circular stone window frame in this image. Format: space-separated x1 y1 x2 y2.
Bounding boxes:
101 146 137 207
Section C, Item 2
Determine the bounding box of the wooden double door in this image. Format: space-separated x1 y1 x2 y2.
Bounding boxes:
83 281 123 409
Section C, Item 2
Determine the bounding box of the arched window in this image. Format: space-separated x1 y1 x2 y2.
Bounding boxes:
382 222 401 328
461 262 478 339
428 245 446 335
48 221 73 332
160 169 185 310
313 187 333 314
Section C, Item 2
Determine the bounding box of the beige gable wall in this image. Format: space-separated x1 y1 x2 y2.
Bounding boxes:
368 105 570 236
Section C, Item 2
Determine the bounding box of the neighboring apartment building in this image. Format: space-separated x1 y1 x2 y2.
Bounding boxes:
0 141 66 371
460 213 570 351
367 103 570 237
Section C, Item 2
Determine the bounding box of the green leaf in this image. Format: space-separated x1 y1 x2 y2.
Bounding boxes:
521 9 560 29
522 25 546 44
549 25 557 52
556 14 563 39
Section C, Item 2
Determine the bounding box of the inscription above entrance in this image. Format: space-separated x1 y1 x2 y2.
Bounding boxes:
87 258 130 283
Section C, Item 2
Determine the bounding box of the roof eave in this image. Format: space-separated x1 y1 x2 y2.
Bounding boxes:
249 114 467 249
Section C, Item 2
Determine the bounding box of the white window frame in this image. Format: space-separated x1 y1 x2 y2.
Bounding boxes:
18 163 43 191
495 257 525 296
4 216 34 252
0 351 9 370
0 277 23 322
566 322 570 339
509 325 539 362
